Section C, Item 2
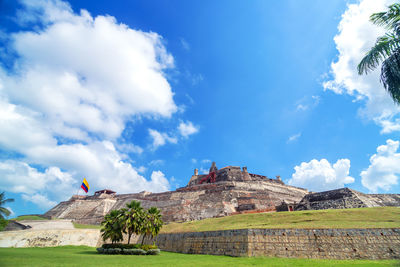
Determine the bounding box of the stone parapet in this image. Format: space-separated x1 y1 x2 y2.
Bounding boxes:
152 228 400 260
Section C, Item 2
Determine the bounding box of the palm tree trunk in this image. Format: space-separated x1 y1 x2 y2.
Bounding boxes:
141 234 146 245
127 232 131 244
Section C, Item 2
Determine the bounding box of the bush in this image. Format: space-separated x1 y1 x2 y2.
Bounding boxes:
101 243 157 251
0 219 8 231
141 244 158 251
131 249 146 255
98 244 159 255
146 249 160 255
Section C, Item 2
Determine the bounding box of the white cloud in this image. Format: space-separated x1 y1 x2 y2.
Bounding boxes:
148 129 177 150
0 160 76 208
22 194 57 210
180 38 190 51
296 104 308 111
201 159 211 164
0 0 177 208
361 139 400 192
295 95 320 112
178 121 199 138
149 159 165 166
2 0 177 141
116 143 143 155
134 166 147 174
289 158 355 192
287 132 301 143
324 0 400 134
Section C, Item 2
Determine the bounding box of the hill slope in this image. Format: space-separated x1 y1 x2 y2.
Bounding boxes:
161 207 400 233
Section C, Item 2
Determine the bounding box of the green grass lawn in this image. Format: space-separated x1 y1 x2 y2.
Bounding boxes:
12 215 49 221
0 246 398 267
162 207 400 233
73 223 101 229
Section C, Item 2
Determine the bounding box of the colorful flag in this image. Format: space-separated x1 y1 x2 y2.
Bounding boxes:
81 178 90 193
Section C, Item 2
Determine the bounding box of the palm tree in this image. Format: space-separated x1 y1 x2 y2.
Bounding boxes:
358 3 400 104
100 209 124 244
0 192 14 220
122 200 144 244
141 207 163 245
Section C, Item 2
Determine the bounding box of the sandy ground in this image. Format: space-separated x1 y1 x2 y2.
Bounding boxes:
18 219 75 230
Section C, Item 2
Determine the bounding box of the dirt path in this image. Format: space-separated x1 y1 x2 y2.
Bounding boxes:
19 219 75 230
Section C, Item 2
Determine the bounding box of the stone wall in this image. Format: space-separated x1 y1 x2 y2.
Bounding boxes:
45 180 308 224
295 188 400 211
0 229 101 248
151 229 249 256
248 228 399 260
152 228 400 260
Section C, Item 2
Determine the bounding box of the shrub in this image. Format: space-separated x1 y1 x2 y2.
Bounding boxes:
0 219 8 231
131 249 146 255
101 243 157 250
146 249 160 255
98 244 158 255
141 244 158 251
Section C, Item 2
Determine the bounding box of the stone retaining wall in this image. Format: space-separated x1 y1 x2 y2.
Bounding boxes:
0 229 101 248
153 228 400 260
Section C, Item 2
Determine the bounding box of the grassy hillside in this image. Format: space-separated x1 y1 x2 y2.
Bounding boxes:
0 246 397 267
13 215 49 221
161 207 400 233
73 223 101 229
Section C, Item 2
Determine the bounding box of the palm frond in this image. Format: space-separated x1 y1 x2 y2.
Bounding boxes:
380 48 400 104
371 3 400 29
358 35 400 74
0 207 11 218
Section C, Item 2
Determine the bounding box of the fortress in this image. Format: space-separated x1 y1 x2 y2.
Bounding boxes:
44 162 400 224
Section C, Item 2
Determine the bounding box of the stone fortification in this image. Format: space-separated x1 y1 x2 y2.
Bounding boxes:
45 163 308 224
295 187 400 211
151 228 400 260
44 162 400 224
0 229 101 248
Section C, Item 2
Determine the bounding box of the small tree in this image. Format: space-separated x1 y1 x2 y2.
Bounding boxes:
0 192 14 220
123 200 144 244
141 207 163 245
100 209 124 244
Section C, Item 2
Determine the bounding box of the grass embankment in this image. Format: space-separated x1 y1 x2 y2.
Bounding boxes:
0 246 397 267
162 207 400 233
13 215 49 221
73 223 101 229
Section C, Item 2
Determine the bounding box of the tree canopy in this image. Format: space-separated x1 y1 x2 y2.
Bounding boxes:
0 192 14 220
358 3 400 104
100 200 163 245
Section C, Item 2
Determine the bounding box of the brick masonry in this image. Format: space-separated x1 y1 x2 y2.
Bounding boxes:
151 228 400 260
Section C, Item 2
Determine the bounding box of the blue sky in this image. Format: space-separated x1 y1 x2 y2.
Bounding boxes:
1 0 399 217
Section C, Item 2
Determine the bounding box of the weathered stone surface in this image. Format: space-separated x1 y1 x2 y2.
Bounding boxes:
3 221 31 231
295 188 400 211
45 164 309 224
44 163 400 224
151 228 400 260
0 229 101 247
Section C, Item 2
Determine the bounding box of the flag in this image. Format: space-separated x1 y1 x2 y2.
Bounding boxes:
81 178 90 193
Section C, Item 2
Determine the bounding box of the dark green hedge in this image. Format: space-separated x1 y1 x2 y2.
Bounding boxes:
101 243 158 250
0 219 8 231
96 247 160 255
